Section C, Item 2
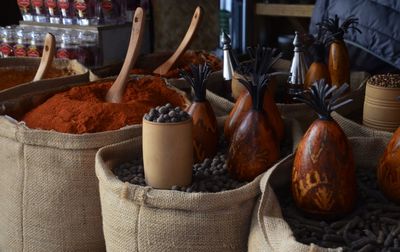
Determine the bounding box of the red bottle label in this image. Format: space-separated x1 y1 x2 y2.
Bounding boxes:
58 0 70 9
0 44 12 56
101 0 112 12
32 0 44 8
46 0 57 8
74 0 87 11
14 45 27 57
17 0 30 8
57 48 70 59
28 47 40 57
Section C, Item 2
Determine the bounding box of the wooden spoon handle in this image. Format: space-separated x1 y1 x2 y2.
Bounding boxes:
33 33 56 81
106 7 145 103
152 6 202 76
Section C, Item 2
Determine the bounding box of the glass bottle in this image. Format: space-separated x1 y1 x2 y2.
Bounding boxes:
0 26 16 58
13 27 29 57
58 0 75 25
27 29 45 57
100 0 127 24
45 0 61 23
74 0 100 26
31 0 48 22
17 0 34 21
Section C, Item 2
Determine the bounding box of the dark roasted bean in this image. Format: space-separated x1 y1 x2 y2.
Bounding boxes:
358 244 376 252
351 237 372 249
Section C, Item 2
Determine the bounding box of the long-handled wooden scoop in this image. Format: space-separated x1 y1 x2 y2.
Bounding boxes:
152 6 202 76
106 7 146 103
33 33 56 81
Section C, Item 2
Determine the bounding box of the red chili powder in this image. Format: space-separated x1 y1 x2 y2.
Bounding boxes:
0 67 75 91
22 77 187 134
131 51 222 78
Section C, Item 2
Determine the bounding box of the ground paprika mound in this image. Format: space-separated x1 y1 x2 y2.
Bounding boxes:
0 67 75 91
22 77 188 134
131 51 222 78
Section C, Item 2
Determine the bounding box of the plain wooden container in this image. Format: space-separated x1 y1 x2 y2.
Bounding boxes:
363 83 400 132
142 117 193 189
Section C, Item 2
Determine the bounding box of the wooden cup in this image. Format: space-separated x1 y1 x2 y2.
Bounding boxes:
142 118 193 189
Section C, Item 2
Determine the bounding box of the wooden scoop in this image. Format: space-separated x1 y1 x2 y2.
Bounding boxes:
106 7 146 103
33 33 56 81
152 6 202 76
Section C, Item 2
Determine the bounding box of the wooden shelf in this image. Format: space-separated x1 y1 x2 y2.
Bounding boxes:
255 3 314 18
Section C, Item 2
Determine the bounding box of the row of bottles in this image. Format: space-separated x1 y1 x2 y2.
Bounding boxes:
17 0 136 25
0 25 100 67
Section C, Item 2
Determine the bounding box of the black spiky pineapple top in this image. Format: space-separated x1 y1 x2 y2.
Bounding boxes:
236 46 285 111
294 79 352 120
318 15 361 42
180 63 211 102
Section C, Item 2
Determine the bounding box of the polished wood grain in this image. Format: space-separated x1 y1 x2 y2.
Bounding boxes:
292 119 356 219
329 40 350 89
224 87 284 142
378 127 400 203
187 100 218 163
305 62 331 88
227 110 280 181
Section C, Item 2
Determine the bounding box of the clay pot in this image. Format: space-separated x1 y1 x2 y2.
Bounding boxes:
291 119 356 219
187 100 218 163
142 118 193 189
363 83 400 132
227 110 280 181
377 127 400 203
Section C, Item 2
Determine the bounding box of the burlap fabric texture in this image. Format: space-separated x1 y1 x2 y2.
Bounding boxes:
0 77 196 251
95 113 304 252
247 126 392 251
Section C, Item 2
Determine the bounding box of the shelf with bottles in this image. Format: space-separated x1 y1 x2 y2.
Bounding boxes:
255 3 314 18
17 0 132 26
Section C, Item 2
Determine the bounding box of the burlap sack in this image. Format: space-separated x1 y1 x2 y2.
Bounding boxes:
95 116 304 252
0 57 90 94
248 136 392 252
0 77 193 251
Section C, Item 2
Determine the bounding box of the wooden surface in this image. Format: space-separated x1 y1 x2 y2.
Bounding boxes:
255 3 314 18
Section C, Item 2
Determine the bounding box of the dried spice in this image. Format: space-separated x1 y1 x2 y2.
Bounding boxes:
144 103 189 123
367 73 400 88
292 80 356 219
22 77 187 134
180 63 218 163
131 51 222 78
279 168 400 251
0 66 75 91
318 15 361 89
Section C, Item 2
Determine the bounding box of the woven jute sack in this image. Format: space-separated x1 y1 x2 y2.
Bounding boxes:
0 57 90 94
247 136 392 252
0 77 194 251
95 116 304 252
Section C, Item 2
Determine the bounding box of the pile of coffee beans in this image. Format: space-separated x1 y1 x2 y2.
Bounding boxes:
278 168 400 251
114 150 248 193
144 103 190 123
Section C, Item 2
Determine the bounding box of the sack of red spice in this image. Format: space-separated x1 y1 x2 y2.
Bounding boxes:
0 76 193 251
95 117 303 252
247 136 394 252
